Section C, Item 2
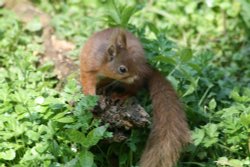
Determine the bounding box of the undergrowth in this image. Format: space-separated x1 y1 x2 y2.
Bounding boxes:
1 0 250 167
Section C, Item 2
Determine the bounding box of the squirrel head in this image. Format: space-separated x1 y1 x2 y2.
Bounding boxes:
103 28 138 84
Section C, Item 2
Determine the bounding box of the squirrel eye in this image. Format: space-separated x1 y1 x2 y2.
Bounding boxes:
118 65 128 74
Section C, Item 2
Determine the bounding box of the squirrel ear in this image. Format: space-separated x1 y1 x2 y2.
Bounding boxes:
107 29 126 61
116 30 127 49
107 44 116 61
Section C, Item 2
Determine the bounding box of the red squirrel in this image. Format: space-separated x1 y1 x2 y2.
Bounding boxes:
80 28 190 167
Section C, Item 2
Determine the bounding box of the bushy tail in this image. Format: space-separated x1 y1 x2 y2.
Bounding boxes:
140 70 190 167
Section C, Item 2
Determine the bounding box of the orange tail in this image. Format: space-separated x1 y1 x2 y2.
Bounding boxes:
140 70 190 167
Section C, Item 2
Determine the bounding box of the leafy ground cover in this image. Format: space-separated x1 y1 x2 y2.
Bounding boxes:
0 0 250 167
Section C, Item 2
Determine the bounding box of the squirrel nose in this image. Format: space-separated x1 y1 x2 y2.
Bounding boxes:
118 65 128 74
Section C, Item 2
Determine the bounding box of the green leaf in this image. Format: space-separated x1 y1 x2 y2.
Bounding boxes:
15 104 27 114
66 129 86 144
208 98 217 110
205 123 218 137
49 103 65 111
121 5 142 27
83 126 107 147
147 22 159 34
228 159 244 167
192 128 205 146
35 142 48 153
0 149 16 160
55 116 75 123
52 112 67 120
26 130 40 141
105 1 142 27
183 84 195 97
25 18 42 32
21 149 38 162
216 157 229 166
78 150 94 167
78 95 98 111
65 158 78 167
119 153 128 165
179 48 193 62
203 123 219 147
106 1 122 26
230 89 250 103
240 114 250 126
240 0 250 28
35 96 45 105
152 55 176 65
183 78 199 97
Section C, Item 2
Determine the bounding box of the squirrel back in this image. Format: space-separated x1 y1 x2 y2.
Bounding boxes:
80 28 190 167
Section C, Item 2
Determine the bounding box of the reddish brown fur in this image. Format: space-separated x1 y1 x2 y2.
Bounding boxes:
80 28 190 167
140 70 190 167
